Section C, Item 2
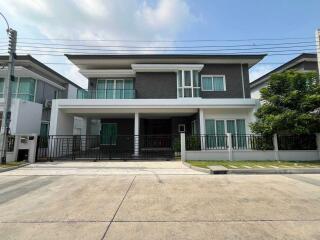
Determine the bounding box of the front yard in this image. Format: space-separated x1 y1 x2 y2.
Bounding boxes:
0 161 26 168
186 160 320 169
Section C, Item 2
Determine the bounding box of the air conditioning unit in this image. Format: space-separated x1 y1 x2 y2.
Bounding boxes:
44 99 52 108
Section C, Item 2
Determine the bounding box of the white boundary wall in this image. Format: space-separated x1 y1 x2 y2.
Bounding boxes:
186 150 319 161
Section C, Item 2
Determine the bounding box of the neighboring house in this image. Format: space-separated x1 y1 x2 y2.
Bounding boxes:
0 55 82 136
48 54 265 158
250 53 318 99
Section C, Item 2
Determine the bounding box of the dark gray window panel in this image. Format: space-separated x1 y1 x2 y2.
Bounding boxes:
135 72 177 99
200 64 250 98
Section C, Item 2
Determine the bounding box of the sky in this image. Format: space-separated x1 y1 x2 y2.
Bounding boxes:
0 0 319 88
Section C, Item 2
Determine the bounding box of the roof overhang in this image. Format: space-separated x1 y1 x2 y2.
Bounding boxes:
66 54 266 70
131 64 204 72
250 53 317 89
79 69 135 78
0 66 66 90
0 55 82 89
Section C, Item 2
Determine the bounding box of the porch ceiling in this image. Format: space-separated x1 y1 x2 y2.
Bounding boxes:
61 107 198 116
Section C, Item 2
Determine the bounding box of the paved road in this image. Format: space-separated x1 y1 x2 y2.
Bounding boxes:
0 162 319 240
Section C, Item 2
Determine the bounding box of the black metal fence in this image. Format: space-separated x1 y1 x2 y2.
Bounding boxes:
277 134 317 150
186 135 229 150
231 134 274 150
186 134 316 151
36 135 180 161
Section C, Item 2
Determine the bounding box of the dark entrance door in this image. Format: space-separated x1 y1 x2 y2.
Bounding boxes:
142 119 171 135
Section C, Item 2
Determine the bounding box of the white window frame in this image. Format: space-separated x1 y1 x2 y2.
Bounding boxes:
97 79 133 99
201 75 226 92
177 70 200 98
205 118 246 135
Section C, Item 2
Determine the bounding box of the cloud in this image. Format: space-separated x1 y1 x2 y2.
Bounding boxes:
249 64 275 82
0 0 196 88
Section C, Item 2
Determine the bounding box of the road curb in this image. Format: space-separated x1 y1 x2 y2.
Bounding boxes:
209 166 320 175
0 163 30 173
182 161 211 174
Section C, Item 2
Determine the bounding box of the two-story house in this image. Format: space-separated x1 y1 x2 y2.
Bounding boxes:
0 55 82 136
47 54 264 159
250 53 318 99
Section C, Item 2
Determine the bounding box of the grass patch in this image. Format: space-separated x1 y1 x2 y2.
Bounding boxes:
186 160 320 169
0 161 26 168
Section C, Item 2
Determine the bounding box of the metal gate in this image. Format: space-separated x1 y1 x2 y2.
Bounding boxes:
36 135 180 161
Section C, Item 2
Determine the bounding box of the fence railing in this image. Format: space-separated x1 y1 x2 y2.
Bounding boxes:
77 89 136 99
36 134 181 161
231 134 274 150
277 134 317 150
186 135 229 150
185 134 317 151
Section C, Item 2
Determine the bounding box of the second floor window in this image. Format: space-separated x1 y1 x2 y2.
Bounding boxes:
201 75 226 91
96 79 134 99
0 77 36 101
177 70 200 98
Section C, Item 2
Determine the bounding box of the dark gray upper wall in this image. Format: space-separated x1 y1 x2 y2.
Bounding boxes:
200 64 250 98
135 72 177 99
88 63 251 99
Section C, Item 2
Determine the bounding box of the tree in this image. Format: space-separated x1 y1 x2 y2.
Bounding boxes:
250 70 320 135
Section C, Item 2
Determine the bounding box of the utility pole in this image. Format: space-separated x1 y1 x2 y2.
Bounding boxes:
0 22 17 163
316 29 320 79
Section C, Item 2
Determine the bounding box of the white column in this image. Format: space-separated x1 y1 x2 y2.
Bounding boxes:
273 134 279 161
199 109 205 150
180 132 186 161
134 112 139 156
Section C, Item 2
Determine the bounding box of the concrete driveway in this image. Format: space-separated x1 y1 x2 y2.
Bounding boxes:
0 161 319 240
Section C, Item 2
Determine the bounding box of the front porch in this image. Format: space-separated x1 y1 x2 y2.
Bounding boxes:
46 98 258 160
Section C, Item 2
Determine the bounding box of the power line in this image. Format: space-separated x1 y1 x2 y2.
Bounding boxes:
12 47 315 54
0 36 314 42
14 44 316 52
13 40 315 48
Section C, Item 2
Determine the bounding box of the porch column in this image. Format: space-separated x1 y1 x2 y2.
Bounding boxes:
49 101 74 136
199 109 205 150
134 112 139 156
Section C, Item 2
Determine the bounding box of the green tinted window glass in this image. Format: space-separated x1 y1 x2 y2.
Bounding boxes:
184 71 191 86
97 80 106 99
101 123 117 145
236 119 246 148
193 71 199 87
18 78 35 101
40 123 49 136
202 77 213 90
213 76 225 91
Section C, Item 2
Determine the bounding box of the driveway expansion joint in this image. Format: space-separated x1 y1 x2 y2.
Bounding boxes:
100 175 136 240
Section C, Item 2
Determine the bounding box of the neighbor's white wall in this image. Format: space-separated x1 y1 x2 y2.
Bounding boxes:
250 82 267 100
10 99 42 135
67 84 78 99
203 108 254 134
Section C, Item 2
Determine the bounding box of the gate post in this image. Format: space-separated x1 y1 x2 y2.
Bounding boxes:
273 134 279 161
227 133 233 161
180 133 186 161
316 133 320 160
